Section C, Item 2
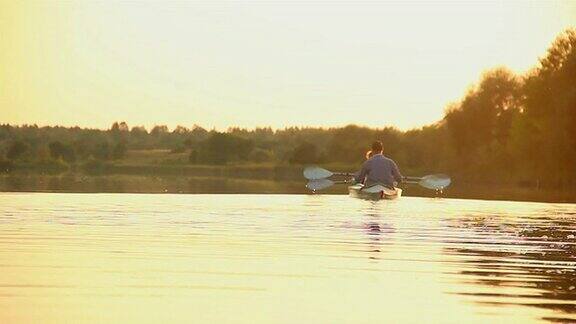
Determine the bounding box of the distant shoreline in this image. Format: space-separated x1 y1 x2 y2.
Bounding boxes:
1 171 574 204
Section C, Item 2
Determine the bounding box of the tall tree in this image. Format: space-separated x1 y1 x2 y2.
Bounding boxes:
443 68 521 175
517 29 576 184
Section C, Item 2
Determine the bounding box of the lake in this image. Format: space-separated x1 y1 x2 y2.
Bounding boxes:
0 193 574 323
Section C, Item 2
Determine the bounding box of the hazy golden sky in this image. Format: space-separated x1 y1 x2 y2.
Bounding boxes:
1 1 575 130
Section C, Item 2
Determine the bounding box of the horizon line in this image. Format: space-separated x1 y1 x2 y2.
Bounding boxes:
0 120 443 133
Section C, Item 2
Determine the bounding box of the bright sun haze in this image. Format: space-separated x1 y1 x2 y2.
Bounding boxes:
1 1 575 130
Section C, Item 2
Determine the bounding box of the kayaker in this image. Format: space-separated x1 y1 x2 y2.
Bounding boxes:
354 141 403 188
365 150 374 160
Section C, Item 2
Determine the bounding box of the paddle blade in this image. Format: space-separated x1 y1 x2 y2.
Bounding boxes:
303 166 333 180
419 174 451 190
306 179 335 191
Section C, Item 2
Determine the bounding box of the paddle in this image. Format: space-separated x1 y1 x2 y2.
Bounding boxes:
303 166 354 180
416 174 451 190
304 166 451 191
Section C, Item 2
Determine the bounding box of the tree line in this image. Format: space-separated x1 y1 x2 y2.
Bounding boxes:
1 29 574 189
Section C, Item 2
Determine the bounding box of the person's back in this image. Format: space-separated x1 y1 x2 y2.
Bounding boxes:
354 141 403 188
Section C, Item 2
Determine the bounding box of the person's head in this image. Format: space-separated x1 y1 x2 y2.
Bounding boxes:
365 150 373 160
371 141 383 154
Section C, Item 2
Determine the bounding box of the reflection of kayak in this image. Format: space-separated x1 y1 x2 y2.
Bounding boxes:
348 183 402 200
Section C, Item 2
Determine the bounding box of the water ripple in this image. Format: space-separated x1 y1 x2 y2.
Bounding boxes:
0 193 575 323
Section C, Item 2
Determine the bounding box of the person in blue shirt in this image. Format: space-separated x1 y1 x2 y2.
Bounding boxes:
354 141 403 188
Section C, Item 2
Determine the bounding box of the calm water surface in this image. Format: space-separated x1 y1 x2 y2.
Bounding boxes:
0 193 575 323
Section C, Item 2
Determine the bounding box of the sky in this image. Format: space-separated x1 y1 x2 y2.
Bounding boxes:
1 1 575 131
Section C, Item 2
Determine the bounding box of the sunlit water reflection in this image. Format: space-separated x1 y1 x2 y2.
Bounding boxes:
0 193 574 323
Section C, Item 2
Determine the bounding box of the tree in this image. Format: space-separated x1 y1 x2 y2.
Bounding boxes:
48 141 76 163
112 142 127 159
111 122 129 142
327 125 379 163
0 159 13 172
288 142 319 165
111 121 129 132
444 68 520 153
443 68 521 177
515 29 576 184
92 142 111 160
401 125 449 173
6 141 29 160
190 125 209 141
173 126 190 134
189 149 199 164
200 132 254 164
183 138 193 149
150 125 169 137
130 126 148 136
248 148 275 163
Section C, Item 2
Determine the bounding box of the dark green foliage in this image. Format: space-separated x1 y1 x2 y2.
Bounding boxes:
327 125 376 163
110 122 129 142
130 126 148 136
444 68 521 156
183 138 193 148
517 29 576 184
171 146 186 154
441 29 576 186
92 142 111 160
32 159 69 174
323 125 403 164
288 142 320 165
82 159 110 175
150 125 169 137
198 132 254 165
112 142 128 160
6 141 29 160
48 141 76 163
248 148 275 163
189 149 199 164
400 125 449 173
173 126 189 134
0 159 14 172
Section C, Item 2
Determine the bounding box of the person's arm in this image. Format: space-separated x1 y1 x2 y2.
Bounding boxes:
391 160 403 184
354 161 369 184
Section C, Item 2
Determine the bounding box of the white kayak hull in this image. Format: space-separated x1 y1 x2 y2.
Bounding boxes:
348 184 402 200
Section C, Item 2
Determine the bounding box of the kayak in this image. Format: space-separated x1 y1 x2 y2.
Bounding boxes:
348 183 402 200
